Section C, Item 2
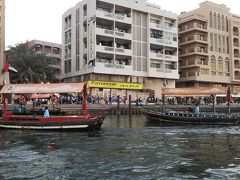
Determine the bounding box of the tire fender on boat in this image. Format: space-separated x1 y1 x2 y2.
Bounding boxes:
18 95 26 103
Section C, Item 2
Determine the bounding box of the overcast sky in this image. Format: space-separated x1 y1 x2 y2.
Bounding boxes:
5 0 239 48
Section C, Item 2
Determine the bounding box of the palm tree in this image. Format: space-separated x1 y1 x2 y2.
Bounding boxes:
6 43 58 83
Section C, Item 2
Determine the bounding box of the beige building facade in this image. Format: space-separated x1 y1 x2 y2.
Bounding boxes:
62 0 179 99
178 1 240 93
0 0 5 84
27 40 62 82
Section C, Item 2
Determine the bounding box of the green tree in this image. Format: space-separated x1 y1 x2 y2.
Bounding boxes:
6 43 59 83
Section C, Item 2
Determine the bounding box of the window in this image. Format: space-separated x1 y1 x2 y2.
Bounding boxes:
214 13 217 29
218 14 221 30
209 11 213 28
222 15 225 31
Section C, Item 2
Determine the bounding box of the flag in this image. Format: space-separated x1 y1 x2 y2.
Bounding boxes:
4 63 18 73
9 66 18 73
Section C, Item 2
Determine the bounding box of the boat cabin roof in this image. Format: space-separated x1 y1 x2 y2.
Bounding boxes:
0 83 85 94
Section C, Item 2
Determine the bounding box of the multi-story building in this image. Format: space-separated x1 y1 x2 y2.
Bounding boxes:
27 40 62 82
62 0 178 99
0 0 5 84
178 1 240 93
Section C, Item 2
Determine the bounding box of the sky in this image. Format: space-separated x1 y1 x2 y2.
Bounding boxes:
5 0 240 48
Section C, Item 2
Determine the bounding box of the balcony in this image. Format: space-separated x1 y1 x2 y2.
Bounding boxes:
46 53 61 59
179 35 208 45
150 52 177 62
115 48 132 56
96 27 114 37
179 23 207 34
91 62 133 75
96 45 114 54
150 22 177 33
165 55 178 62
148 67 179 79
150 52 164 60
115 13 131 24
150 38 177 47
180 60 209 69
115 31 132 40
49 64 61 69
96 9 114 20
180 47 208 57
178 71 230 83
96 28 132 40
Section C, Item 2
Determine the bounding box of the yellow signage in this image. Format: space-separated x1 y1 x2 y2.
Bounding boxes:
87 81 143 90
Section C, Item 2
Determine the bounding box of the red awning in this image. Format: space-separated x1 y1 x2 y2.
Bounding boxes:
163 87 228 96
0 83 85 94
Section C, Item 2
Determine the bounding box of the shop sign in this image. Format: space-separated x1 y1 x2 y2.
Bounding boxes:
87 81 143 90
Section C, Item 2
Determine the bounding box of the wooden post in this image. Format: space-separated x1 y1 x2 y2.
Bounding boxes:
129 94 132 117
227 86 231 114
117 95 120 112
2 97 7 116
82 84 88 117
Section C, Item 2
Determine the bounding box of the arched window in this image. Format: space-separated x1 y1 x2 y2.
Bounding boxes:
209 11 213 28
234 49 239 58
211 55 216 71
234 38 239 47
234 60 240 69
218 56 223 71
235 71 240 80
225 58 230 72
233 27 239 37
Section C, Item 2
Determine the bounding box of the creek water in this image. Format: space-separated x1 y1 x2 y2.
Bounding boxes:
1 115 240 179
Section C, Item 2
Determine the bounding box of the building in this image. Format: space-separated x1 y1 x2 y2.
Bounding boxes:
0 0 5 84
178 1 240 93
62 0 178 99
27 40 62 82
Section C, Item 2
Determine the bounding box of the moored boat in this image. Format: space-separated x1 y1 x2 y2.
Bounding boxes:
0 83 107 130
144 110 240 126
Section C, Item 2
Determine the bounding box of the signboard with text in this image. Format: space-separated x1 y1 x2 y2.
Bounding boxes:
87 81 143 90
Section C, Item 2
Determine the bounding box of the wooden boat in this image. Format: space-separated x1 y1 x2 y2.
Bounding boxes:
0 83 107 130
144 86 240 125
144 110 240 126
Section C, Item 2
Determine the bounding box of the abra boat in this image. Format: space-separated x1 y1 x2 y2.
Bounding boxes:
0 83 107 130
144 110 240 126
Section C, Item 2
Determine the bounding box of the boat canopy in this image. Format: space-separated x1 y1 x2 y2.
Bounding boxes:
30 93 54 99
0 83 85 94
163 87 228 97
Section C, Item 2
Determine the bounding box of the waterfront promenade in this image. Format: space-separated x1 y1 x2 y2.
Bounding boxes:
7 102 240 115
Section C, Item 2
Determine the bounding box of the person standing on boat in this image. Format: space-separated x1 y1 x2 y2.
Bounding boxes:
44 106 50 117
195 104 200 114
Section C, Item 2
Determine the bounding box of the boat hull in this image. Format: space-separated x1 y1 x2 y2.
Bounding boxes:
144 110 240 126
0 114 106 130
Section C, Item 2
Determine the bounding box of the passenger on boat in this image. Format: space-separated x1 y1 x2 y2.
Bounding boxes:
195 104 200 114
44 106 50 117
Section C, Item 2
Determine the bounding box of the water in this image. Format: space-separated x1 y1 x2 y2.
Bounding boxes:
1 115 240 179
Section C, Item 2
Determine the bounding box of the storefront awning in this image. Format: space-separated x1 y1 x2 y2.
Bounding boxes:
0 83 85 94
163 87 228 97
